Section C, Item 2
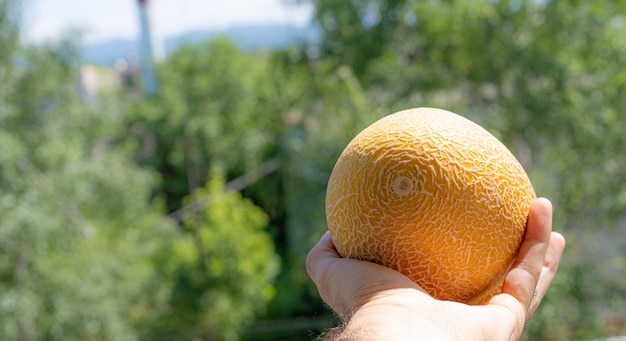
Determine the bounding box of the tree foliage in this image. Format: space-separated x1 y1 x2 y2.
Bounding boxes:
144 171 279 340
128 38 282 212
125 39 283 339
2 0 626 339
0 37 175 341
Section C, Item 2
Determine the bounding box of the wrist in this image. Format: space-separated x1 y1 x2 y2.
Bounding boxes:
336 289 453 341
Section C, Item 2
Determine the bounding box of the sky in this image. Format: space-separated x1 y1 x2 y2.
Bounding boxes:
22 0 314 44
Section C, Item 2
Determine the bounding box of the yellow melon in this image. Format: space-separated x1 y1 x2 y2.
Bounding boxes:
325 107 535 304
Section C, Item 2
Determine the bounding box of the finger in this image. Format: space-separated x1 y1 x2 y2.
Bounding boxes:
307 232 366 314
527 231 566 317
501 197 552 315
306 231 423 314
305 232 345 312
306 232 339 286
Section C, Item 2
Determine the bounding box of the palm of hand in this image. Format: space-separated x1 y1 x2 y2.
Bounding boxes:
307 198 565 341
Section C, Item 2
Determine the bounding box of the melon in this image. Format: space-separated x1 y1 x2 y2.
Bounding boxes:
325 107 535 304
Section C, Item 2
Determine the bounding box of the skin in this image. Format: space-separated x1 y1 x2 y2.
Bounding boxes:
307 197 566 341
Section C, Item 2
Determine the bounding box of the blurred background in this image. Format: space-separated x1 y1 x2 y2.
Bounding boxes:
1 0 625 340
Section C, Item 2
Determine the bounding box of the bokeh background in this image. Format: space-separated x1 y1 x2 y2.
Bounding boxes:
1 0 625 340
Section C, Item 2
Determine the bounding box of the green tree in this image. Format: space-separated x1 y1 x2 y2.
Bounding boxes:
305 0 406 77
129 39 282 213
0 2 175 339
126 39 284 339
146 171 279 340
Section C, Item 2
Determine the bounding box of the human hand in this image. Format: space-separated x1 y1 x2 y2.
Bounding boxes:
306 198 566 341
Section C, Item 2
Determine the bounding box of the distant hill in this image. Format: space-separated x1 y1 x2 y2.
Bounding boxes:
81 24 321 66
